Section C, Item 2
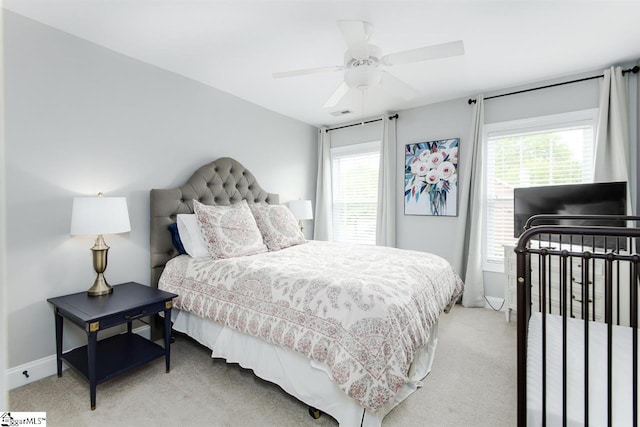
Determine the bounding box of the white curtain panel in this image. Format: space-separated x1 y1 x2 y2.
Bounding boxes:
313 128 333 240
376 116 397 247
456 95 486 308
594 66 633 213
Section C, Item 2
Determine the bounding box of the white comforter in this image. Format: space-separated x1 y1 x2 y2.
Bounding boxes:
159 240 463 411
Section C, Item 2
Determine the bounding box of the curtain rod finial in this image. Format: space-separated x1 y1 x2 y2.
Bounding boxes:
468 98 477 105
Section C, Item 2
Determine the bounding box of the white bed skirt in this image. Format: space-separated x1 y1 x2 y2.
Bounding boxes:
171 308 439 427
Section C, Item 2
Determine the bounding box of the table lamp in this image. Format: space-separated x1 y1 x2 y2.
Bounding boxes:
287 200 313 232
70 193 131 296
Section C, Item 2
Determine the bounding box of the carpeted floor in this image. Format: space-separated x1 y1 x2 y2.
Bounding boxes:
9 306 516 426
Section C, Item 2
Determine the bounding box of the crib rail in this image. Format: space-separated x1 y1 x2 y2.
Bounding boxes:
516 215 640 427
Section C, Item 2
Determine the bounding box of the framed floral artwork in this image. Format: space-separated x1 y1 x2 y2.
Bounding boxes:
404 138 459 216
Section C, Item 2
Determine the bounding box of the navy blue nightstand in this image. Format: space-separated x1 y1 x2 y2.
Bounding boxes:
47 282 178 410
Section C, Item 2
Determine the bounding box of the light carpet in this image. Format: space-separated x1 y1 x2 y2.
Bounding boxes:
9 305 516 426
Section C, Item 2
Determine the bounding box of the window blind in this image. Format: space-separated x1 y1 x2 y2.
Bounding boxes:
331 141 381 245
485 119 595 270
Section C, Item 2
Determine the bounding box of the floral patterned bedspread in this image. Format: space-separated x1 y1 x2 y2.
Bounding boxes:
159 240 463 411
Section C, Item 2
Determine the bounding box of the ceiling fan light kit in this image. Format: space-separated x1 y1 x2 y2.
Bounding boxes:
345 65 383 89
273 20 464 112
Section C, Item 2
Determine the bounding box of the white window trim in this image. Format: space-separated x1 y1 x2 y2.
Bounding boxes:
484 109 598 139
331 140 381 156
482 109 598 273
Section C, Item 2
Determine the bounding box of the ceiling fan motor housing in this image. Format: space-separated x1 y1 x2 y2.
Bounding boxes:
343 45 383 89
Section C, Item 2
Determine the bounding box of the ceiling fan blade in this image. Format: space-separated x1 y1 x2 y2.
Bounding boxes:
381 71 417 100
273 65 343 79
381 40 464 66
337 20 373 60
323 82 351 108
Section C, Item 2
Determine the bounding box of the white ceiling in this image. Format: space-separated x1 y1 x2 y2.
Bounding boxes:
5 1 640 127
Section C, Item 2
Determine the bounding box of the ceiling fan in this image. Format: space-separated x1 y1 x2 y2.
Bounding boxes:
273 20 464 109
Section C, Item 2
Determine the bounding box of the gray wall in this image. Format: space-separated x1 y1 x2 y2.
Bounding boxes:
0 5 8 409
329 120 383 148
397 68 639 299
4 11 317 368
396 98 472 263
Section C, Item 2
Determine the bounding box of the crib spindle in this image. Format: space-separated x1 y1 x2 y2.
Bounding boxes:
541 251 548 426
632 257 638 427
583 255 591 426
561 252 568 425
605 255 614 427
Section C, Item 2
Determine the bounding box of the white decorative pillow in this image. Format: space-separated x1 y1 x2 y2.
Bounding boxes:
176 214 210 258
249 203 306 251
193 199 267 259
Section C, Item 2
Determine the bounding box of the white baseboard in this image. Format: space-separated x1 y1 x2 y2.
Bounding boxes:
6 353 63 390
484 296 506 311
6 325 150 391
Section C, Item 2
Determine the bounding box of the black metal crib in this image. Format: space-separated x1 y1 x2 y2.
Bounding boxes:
516 215 640 426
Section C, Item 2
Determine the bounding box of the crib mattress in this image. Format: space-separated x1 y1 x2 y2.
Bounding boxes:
527 312 638 426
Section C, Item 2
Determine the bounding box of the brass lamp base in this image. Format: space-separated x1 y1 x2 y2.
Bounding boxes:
87 273 113 296
87 234 113 297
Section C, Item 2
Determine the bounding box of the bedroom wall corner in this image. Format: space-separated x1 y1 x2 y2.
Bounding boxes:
3 10 317 375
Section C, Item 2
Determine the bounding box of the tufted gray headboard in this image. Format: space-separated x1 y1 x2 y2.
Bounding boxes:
149 157 279 288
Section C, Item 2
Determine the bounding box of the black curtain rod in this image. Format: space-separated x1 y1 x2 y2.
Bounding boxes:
468 65 640 105
325 113 398 132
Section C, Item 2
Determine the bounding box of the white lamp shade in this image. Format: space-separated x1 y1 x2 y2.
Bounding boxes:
288 200 313 220
70 196 131 236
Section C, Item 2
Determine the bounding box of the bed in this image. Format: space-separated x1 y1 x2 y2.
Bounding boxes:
515 214 640 426
150 157 464 427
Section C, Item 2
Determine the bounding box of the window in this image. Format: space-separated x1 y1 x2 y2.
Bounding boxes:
483 110 597 272
331 141 381 245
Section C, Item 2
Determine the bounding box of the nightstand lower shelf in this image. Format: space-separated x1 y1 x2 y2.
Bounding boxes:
62 333 166 385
